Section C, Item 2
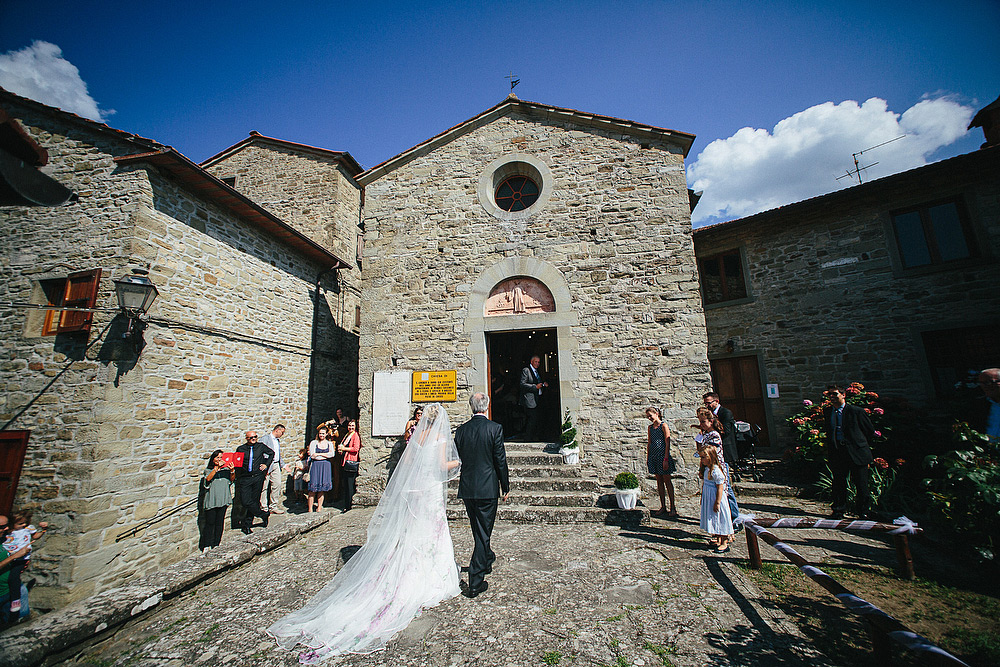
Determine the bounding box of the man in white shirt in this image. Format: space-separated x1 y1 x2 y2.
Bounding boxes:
259 424 286 514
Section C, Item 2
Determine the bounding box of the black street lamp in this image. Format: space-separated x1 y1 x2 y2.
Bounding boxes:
114 269 158 337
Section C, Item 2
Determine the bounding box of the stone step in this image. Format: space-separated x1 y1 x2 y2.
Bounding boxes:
448 477 599 492
506 452 566 465
507 465 582 478
447 505 648 527
449 490 595 507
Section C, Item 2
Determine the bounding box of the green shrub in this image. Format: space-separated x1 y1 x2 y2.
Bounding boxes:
614 471 639 490
560 412 578 450
923 422 1000 562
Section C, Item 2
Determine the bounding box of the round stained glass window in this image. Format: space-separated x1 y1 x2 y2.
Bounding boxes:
494 175 540 212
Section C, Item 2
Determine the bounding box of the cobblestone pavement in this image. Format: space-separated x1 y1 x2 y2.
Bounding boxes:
56 490 905 667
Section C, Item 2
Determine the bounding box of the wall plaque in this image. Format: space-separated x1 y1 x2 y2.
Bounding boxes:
412 370 458 402
372 371 412 437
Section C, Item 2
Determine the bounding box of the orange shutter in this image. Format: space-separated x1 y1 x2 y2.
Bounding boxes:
56 268 102 333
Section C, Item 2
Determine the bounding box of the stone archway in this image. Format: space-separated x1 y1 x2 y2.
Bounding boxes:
465 257 579 419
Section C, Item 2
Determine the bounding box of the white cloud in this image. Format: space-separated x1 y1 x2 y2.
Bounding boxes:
687 96 975 226
0 41 111 121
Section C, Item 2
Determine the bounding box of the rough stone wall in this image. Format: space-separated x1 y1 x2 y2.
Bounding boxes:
359 112 711 483
694 149 1000 448
0 101 352 609
204 142 363 421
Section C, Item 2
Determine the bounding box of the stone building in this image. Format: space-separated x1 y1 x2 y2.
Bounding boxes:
0 88 359 609
692 142 1000 448
356 97 712 474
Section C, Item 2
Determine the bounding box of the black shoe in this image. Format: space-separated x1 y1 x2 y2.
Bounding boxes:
464 581 489 598
242 526 252 535
262 513 269 528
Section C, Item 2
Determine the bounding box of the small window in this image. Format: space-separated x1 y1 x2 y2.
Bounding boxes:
220 176 237 187
922 326 1000 396
698 250 747 305
41 269 102 335
494 175 540 212
355 305 361 329
891 199 976 269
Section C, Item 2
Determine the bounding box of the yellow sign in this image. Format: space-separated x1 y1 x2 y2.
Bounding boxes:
411 370 457 402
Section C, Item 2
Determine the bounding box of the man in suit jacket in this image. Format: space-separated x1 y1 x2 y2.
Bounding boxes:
234 430 275 534
454 392 509 598
519 355 548 441
823 386 876 519
703 392 738 464
259 424 286 515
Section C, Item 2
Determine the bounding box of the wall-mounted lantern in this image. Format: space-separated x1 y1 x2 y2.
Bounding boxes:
114 269 158 337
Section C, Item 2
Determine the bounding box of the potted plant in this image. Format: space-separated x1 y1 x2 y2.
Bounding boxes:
614 472 641 509
558 412 580 464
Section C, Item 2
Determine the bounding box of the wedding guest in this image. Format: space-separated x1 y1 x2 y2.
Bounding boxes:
235 430 274 534
1 510 46 618
259 424 286 515
308 426 335 512
645 407 677 517
694 407 741 535
388 406 423 481
0 515 30 625
201 450 234 551
283 448 309 505
698 443 733 553
337 419 362 512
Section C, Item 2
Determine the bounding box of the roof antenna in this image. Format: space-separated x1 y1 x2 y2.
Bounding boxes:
837 135 905 185
505 72 520 97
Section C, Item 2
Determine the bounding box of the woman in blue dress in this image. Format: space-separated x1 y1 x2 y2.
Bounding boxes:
307 426 335 512
645 406 677 517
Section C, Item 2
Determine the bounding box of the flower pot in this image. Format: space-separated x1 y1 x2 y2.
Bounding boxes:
559 447 579 464
615 488 640 509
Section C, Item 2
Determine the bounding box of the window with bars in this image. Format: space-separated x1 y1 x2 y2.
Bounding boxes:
890 198 977 269
698 249 748 305
41 268 102 335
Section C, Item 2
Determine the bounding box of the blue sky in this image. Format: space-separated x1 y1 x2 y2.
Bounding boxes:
1 1 997 225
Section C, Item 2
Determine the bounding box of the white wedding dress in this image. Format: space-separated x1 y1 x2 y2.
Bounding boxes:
267 405 461 662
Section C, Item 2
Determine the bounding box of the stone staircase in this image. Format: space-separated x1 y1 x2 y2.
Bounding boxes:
446 441 649 526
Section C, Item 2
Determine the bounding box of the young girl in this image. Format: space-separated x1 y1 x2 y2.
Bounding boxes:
2 509 47 615
698 443 733 553
645 407 677 517
283 448 309 504
694 406 741 534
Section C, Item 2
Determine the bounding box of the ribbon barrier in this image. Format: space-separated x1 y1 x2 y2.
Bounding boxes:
736 517 969 666
737 514 920 579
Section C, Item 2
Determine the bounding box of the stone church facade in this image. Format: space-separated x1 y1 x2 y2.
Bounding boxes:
356 98 712 474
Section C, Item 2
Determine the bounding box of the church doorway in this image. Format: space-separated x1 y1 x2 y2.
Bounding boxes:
486 328 560 442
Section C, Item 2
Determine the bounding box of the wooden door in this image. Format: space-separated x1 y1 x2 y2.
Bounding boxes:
0 430 30 516
709 357 770 448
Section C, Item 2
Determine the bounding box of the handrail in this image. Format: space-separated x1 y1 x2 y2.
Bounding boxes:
737 515 968 666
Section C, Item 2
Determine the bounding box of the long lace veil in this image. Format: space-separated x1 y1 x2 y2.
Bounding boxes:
268 403 461 659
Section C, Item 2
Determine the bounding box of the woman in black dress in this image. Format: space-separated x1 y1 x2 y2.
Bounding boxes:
645 406 677 517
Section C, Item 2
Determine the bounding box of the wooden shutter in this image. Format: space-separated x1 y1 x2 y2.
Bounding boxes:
56 268 102 333
0 430 30 517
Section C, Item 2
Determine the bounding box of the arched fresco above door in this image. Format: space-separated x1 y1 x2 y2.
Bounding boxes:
485 276 555 316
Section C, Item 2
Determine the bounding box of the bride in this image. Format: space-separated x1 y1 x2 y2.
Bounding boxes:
267 404 461 663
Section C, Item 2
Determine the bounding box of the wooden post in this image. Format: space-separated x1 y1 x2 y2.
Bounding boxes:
746 529 762 570
894 534 915 580
865 618 892 662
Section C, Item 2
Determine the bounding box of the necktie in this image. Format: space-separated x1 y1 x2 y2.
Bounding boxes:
247 446 253 470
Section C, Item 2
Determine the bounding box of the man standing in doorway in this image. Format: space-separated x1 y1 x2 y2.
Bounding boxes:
520 355 548 442
823 386 875 519
235 430 274 534
259 424 286 515
455 392 509 598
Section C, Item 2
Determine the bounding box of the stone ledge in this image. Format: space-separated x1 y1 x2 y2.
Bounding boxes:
0 512 331 667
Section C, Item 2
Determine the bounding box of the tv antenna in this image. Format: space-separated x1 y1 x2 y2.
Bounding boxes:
837 134 905 185
505 71 520 94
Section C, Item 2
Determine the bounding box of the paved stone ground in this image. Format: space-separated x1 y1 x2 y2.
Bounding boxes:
46 485 912 667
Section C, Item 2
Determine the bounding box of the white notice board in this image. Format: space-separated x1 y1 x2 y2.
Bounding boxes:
372 371 411 437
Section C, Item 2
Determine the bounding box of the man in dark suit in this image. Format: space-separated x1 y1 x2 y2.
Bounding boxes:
703 392 738 464
519 355 548 441
454 392 509 598
234 430 274 534
823 386 876 519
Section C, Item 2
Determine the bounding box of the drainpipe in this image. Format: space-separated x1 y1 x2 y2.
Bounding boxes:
305 264 338 447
